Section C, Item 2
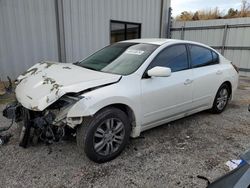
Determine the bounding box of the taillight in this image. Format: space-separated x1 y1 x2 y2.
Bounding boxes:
231 62 239 73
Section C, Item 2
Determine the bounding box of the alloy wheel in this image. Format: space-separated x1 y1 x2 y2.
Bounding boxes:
93 118 125 156
216 88 228 110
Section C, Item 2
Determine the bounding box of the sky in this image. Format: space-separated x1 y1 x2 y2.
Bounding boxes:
171 0 243 16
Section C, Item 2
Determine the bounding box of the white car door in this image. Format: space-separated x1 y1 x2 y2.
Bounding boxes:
141 44 193 127
188 44 224 109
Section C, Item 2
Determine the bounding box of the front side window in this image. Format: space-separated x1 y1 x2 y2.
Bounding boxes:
189 45 214 68
147 44 189 72
110 21 141 44
75 43 158 75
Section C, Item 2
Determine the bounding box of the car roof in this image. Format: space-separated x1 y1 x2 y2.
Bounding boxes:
121 38 210 48
121 38 176 45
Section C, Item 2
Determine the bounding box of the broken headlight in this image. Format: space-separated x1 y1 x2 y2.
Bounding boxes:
48 94 82 110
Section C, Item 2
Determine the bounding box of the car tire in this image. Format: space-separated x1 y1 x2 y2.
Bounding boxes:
76 107 131 163
210 83 230 114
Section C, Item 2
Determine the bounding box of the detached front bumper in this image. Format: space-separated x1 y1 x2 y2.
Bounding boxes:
2 95 82 147
2 101 64 147
3 101 31 147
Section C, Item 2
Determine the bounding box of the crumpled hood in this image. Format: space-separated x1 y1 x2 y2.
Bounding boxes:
15 61 121 111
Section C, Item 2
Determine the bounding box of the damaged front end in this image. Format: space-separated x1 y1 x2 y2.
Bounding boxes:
2 61 121 147
3 94 82 147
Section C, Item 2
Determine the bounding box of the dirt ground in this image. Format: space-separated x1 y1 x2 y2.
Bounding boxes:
0 77 250 188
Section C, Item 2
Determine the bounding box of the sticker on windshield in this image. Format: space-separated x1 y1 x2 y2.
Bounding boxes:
125 50 144 55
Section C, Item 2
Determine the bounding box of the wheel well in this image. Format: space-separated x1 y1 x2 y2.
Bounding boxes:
98 103 136 127
223 81 232 97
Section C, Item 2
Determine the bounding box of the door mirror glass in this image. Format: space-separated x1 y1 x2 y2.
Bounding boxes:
147 66 171 77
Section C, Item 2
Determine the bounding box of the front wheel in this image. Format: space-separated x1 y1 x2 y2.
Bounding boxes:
210 83 230 114
76 107 131 163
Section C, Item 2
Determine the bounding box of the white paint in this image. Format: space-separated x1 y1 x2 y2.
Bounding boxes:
15 61 121 111
15 39 239 137
147 66 171 77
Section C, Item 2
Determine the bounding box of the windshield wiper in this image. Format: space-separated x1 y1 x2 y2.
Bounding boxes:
73 62 97 71
73 61 80 65
84 66 97 71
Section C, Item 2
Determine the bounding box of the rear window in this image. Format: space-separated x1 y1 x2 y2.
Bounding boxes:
189 45 214 68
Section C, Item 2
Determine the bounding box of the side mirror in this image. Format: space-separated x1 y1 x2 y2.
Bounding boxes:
147 66 171 77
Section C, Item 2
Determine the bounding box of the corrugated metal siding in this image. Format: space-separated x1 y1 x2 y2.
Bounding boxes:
0 0 170 79
171 17 250 76
0 0 59 80
62 0 163 62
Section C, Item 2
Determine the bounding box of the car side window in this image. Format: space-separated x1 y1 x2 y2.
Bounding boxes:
189 45 215 68
147 44 189 72
212 51 219 64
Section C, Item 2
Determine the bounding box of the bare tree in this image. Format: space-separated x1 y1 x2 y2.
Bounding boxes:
175 0 250 21
240 0 250 17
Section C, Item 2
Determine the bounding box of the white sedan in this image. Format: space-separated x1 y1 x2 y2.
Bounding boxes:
3 39 238 163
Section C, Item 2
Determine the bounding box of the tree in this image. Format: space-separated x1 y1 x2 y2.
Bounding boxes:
192 11 199 20
241 0 250 16
227 8 238 17
174 0 250 21
177 11 193 21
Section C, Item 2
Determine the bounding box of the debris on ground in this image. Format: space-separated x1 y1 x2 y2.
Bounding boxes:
0 133 12 145
225 160 243 171
0 77 250 187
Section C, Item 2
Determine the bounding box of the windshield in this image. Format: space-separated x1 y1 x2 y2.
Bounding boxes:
75 43 158 75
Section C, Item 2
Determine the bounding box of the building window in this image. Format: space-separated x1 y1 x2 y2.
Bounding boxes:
110 20 141 44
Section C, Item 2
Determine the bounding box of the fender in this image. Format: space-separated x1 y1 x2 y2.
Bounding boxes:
65 73 142 137
220 65 239 100
66 95 142 137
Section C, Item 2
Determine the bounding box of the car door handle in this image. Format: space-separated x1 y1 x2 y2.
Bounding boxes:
216 70 223 75
184 79 193 85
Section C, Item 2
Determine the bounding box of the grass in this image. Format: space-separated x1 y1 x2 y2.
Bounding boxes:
0 94 15 105
0 80 16 105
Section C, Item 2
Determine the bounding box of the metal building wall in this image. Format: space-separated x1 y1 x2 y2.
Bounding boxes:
0 0 59 80
0 0 170 79
62 0 165 63
171 18 250 76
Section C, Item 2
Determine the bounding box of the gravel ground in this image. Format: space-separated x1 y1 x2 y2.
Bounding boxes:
0 77 250 188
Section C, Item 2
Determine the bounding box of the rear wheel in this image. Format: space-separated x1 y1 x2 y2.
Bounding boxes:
210 83 230 114
77 107 131 163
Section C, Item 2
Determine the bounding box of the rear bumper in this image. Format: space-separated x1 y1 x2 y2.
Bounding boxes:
230 74 239 101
